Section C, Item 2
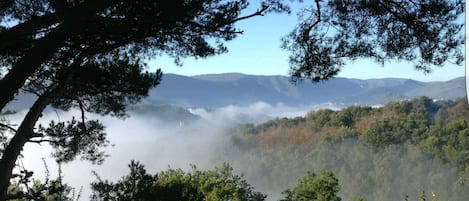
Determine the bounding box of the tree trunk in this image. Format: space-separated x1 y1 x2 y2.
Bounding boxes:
0 58 83 200
0 90 52 200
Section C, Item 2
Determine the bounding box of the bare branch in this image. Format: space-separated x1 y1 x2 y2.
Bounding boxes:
186 21 244 35
21 88 42 97
0 123 17 133
30 133 44 138
76 98 88 131
232 5 270 24
27 139 58 145
303 0 322 40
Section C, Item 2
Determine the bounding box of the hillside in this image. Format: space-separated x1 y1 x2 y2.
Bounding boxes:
7 74 465 111
220 97 469 201
148 73 465 107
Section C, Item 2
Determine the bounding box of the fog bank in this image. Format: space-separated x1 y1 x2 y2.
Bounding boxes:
14 101 467 201
19 102 312 199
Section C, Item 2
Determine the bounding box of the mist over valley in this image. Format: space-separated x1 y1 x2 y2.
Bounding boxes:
11 74 468 201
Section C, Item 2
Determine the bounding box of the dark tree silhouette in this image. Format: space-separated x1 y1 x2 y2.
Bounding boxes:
0 0 465 199
0 0 276 199
283 0 465 82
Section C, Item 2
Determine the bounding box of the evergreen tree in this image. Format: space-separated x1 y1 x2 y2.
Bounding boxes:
0 1 465 199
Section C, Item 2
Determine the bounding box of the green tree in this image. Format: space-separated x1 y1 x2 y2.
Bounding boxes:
5 160 79 201
90 161 266 201
0 0 465 199
280 171 341 201
283 0 465 82
0 0 276 198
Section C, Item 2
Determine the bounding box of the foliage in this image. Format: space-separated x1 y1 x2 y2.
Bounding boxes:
0 0 466 199
90 161 266 201
37 118 109 164
280 171 341 201
6 160 80 201
232 97 469 172
0 0 278 197
225 97 469 201
283 0 465 82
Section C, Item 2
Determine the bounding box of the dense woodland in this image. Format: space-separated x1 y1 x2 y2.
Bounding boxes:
219 96 468 201
7 97 468 201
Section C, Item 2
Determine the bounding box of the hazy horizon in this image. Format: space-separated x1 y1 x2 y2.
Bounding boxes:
165 71 465 82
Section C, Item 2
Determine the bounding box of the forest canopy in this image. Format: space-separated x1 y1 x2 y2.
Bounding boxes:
226 97 468 200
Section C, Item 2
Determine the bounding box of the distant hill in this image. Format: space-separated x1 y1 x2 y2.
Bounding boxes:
147 73 466 107
129 103 200 124
7 74 466 111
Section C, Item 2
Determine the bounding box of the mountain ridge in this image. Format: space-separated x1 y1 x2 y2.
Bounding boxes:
8 73 466 111
147 73 465 107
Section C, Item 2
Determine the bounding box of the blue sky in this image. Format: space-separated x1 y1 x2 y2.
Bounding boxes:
148 1 465 82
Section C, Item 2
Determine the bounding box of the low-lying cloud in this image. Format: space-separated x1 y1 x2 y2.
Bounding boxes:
18 102 313 199
13 101 467 201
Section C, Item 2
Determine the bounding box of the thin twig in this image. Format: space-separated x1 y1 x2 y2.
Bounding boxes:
231 5 270 23
304 0 322 38
27 139 58 145
76 98 88 131
0 122 17 133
